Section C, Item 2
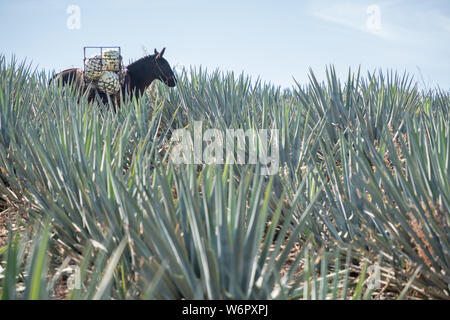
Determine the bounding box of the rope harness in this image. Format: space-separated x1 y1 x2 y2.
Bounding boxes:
154 57 172 83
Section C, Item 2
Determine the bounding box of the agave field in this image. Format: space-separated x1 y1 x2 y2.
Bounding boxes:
0 55 448 300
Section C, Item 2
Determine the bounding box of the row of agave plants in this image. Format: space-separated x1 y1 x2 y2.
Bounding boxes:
0 55 448 299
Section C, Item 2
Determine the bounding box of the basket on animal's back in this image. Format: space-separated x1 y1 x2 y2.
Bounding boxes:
83 47 125 98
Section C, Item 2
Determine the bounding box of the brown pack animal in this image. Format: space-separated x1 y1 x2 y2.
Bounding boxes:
49 48 176 110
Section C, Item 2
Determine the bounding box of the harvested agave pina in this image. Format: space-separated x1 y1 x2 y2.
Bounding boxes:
97 71 121 94
84 54 104 81
102 50 121 71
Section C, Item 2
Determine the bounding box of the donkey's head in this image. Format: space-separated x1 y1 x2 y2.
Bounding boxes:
153 48 176 87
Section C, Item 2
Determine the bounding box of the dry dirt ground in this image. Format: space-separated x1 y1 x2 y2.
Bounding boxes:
0 204 22 249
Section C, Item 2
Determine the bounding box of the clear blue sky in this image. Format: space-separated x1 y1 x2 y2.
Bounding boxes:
1 0 449 89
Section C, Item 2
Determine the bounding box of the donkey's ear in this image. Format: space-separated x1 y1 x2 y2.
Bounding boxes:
156 47 166 59
154 48 159 55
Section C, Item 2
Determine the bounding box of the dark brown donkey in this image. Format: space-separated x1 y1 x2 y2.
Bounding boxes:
49 48 176 109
